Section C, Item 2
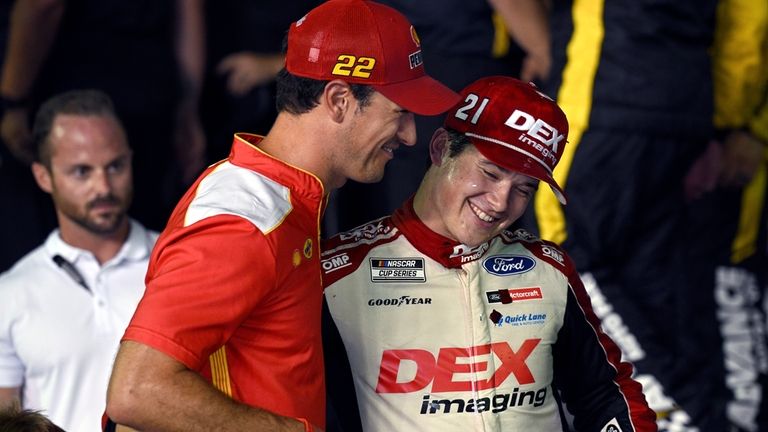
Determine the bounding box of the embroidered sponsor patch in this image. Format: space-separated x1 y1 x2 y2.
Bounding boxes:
600 418 622 432
482 255 535 276
541 244 564 265
321 253 351 274
490 310 547 327
486 287 542 304
370 258 426 282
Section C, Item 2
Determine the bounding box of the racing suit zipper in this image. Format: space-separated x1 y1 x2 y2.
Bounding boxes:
456 266 490 431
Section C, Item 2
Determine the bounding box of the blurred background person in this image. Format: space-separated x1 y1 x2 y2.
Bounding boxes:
526 0 767 430
0 0 205 273
0 89 157 432
682 0 768 429
0 403 64 432
200 0 320 164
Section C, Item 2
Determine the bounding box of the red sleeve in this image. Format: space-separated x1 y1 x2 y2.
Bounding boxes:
123 215 277 370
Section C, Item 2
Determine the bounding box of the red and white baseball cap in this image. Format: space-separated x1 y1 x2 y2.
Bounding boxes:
286 0 459 116
444 76 569 204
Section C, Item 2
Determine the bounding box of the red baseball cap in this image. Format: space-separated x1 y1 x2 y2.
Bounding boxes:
444 76 569 204
286 0 459 116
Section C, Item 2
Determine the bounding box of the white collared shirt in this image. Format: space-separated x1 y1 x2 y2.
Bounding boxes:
0 219 158 432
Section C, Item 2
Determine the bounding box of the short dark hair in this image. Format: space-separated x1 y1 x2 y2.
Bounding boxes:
444 127 473 158
32 89 121 167
275 68 374 115
0 403 65 432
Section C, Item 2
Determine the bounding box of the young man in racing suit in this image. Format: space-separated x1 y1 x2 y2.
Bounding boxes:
321 76 656 431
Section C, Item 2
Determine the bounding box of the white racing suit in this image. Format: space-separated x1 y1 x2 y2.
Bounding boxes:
321 200 656 431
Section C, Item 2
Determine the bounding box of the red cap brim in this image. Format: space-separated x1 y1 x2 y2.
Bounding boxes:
374 75 460 116
472 138 568 205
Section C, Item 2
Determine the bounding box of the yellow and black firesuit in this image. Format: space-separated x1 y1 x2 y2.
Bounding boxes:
531 0 768 430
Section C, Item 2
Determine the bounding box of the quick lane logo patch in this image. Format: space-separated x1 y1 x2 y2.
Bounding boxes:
370 258 425 283
486 287 542 304
489 309 547 327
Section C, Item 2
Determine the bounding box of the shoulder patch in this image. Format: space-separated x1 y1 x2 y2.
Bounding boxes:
321 217 401 287
185 162 292 233
507 228 572 272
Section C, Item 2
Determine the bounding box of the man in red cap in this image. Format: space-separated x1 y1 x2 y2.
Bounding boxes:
322 76 657 431
105 1 458 431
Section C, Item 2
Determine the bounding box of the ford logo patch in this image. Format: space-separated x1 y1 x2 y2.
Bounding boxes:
482 255 535 276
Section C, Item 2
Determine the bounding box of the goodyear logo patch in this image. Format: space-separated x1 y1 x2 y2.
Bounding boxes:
370 258 425 283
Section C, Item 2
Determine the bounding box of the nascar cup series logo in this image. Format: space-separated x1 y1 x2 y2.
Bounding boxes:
370 258 426 283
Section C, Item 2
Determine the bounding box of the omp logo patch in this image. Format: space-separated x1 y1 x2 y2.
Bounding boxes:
486 287 542 304
370 258 426 282
321 253 351 274
482 255 535 276
541 245 564 265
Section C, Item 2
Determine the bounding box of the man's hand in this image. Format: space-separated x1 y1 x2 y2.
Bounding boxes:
719 129 765 188
520 51 551 83
217 52 284 96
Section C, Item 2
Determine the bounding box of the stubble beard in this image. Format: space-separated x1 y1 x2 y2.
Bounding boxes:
65 193 131 236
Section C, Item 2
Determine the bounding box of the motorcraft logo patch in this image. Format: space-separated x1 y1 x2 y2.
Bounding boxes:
482 255 535 276
486 287 542 304
370 258 426 282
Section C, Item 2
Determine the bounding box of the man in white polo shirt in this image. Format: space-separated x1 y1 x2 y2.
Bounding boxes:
0 89 157 432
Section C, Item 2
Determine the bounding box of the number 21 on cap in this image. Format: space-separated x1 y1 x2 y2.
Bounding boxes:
455 94 490 124
332 55 376 78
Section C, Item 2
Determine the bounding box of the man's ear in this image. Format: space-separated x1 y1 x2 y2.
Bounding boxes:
429 128 449 166
322 80 354 124
31 162 53 194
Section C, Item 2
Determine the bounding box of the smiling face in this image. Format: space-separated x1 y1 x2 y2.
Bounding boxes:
414 130 538 247
32 114 133 236
337 90 416 184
